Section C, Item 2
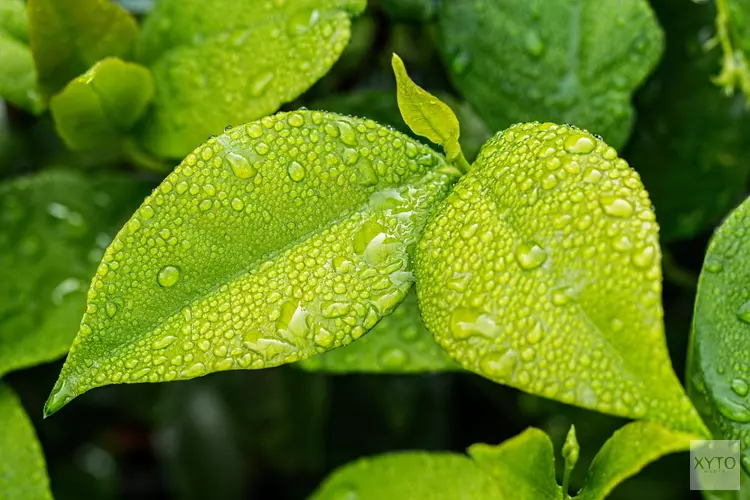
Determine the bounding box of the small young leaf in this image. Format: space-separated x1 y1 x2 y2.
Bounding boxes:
688 193 750 472
0 383 53 500
576 421 696 500
45 111 459 416
0 170 150 378
299 291 458 373
50 57 155 150
415 122 707 435
468 428 561 499
0 0 44 114
438 0 664 149
710 0 750 100
135 0 366 158
28 0 139 96
392 54 462 162
310 452 503 500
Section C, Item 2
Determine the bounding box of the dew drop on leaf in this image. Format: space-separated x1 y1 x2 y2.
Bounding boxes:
157 265 181 287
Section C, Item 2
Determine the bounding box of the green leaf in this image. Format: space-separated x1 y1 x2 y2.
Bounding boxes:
44 110 459 416
0 383 52 500
392 54 463 163
0 0 44 114
0 170 150 378
711 0 750 100
688 193 750 473
380 0 435 23
468 428 561 499
437 0 664 149
626 0 750 242
27 0 138 96
135 0 366 159
50 57 155 150
299 291 458 373
414 122 707 435
310 452 503 500
576 421 696 499
311 90 491 162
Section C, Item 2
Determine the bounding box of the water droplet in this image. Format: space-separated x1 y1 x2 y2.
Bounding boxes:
564 134 596 154
288 113 305 127
226 152 256 179
152 336 178 349
337 121 358 146
287 8 319 35
737 300 750 324
515 242 547 270
599 196 634 218
51 278 82 305
731 378 749 397
321 301 350 318
378 347 408 368
550 288 571 306
231 198 245 211
287 161 306 182
105 301 118 318
157 265 181 287
632 246 655 268
716 396 750 423
479 350 518 379
180 362 207 378
449 308 498 339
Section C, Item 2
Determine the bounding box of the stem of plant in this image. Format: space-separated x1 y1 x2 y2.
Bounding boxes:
562 467 572 500
454 150 470 174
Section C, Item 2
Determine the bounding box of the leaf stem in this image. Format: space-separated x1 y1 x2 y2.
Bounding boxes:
562 468 572 500
453 150 470 175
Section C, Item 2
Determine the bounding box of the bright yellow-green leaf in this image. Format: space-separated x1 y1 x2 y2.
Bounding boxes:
0 383 52 500
299 291 458 373
44 110 459 416
414 121 708 436
392 53 462 162
28 0 139 96
135 0 366 158
50 57 155 150
0 0 44 114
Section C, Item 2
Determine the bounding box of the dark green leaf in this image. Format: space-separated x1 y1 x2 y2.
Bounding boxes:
44 110 459 416
0 0 44 114
300 291 458 373
438 0 663 149
28 0 139 96
0 170 150 378
135 0 366 158
688 193 750 473
415 122 707 435
0 383 52 500
50 57 154 150
380 0 435 23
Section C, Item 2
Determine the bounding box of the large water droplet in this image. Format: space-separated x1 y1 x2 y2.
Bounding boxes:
226 152 256 179
515 242 547 270
731 378 749 397
479 349 518 379
449 308 498 339
716 396 750 423
157 265 181 287
287 161 306 182
564 134 595 154
599 196 634 218
737 300 750 324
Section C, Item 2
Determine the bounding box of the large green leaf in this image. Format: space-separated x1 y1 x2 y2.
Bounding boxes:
50 57 154 150
27 0 139 96
310 452 503 500
135 0 366 158
299 291 458 373
437 0 663 149
688 193 750 473
0 0 44 114
0 383 52 500
626 0 750 242
44 110 459 416
0 170 149 378
414 122 707 435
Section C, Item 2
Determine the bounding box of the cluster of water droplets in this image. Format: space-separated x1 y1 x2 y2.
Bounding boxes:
416 122 702 432
47 111 456 411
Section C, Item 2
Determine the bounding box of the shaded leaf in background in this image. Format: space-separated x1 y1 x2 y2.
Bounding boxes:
0 170 150 378
415 122 707 435
311 90 490 161
0 383 52 500
50 57 154 151
688 193 750 473
626 0 750 242
380 0 435 24
45 111 459 415
437 0 663 149
27 0 138 96
135 0 366 158
711 0 750 99
0 0 44 114
300 291 457 373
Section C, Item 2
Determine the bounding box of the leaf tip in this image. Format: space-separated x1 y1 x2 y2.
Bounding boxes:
43 376 78 418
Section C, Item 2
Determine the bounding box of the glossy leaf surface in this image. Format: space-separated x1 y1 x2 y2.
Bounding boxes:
0 170 149 378
28 0 138 96
438 0 663 149
135 0 366 158
45 111 458 415
415 122 706 435
689 193 750 472
300 291 458 373
0 384 52 500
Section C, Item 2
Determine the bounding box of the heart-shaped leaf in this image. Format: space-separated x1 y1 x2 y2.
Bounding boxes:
0 170 150 378
0 383 52 500
437 0 663 149
414 121 707 435
299 291 458 373
45 110 459 416
135 0 366 158
688 193 750 472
